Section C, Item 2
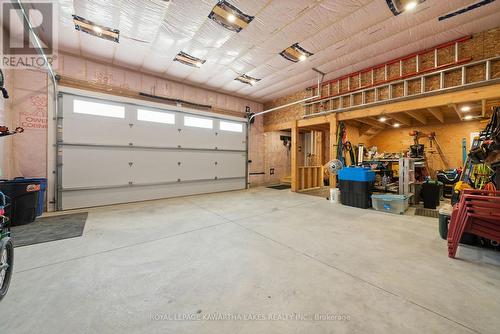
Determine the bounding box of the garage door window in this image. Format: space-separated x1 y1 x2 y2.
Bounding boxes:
184 116 213 129
220 121 243 133
74 99 125 118
137 109 175 124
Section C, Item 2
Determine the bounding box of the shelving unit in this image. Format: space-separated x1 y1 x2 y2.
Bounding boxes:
399 158 416 200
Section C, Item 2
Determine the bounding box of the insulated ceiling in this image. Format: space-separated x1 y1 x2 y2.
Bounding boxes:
56 0 500 102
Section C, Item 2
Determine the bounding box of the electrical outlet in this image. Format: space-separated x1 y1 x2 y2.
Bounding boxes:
270 168 275 175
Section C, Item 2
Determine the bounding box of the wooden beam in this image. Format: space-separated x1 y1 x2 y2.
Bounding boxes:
427 107 444 123
358 124 372 137
291 121 299 192
337 83 500 120
450 103 463 121
405 110 427 124
329 117 338 188
390 113 412 126
297 115 331 128
356 118 385 128
264 121 293 132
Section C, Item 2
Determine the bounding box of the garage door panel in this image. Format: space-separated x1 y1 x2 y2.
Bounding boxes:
130 150 180 184
131 111 181 147
61 179 246 210
179 127 218 149
176 151 217 181
214 130 246 151
62 96 131 145
214 153 247 178
62 146 131 188
63 114 131 145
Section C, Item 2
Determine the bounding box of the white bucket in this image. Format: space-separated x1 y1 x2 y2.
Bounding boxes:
330 188 340 204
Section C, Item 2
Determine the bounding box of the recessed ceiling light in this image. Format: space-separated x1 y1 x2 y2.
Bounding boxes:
227 13 236 23
385 0 426 16
464 115 473 120
235 74 260 86
405 1 418 11
461 106 471 112
280 43 314 63
208 1 254 33
393 123 400 128
174 51 206 68
379 116 387 122
73 15 120 43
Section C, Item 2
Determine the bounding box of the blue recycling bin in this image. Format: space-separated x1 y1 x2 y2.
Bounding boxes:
13 177 47 217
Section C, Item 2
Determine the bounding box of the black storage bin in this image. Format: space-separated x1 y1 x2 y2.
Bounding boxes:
0 179 40 226
339 180 373 209
420 181 440 209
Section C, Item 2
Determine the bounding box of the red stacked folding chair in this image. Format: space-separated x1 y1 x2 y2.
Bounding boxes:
447 189 500 258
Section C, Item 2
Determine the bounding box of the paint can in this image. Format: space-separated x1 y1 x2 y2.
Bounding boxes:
330 188 340 204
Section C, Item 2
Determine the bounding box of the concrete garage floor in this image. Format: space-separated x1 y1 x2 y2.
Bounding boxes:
1 188 499 334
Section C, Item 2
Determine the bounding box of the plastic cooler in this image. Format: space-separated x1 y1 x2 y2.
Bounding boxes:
371 194 409 215
338 167 375 209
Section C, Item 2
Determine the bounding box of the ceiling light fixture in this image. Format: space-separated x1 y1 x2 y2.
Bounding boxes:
464 115 474 120
385 0 426 16
174 51 206 68
235 74 261 86
405 1 418 11
379 116 387 122
461 105 471 112
73 15 120 43
209 1 254 33
393 123 401 128
280 43 314 63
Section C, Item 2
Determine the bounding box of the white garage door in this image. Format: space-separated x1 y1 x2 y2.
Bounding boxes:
56 92 247 210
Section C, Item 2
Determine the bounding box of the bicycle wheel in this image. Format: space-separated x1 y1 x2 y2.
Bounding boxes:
0 238 13 301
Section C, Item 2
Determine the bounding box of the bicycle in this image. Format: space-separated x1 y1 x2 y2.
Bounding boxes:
0 191 13 301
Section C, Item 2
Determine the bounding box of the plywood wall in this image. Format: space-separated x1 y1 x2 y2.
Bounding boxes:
369 120 485 172
264 131 292 184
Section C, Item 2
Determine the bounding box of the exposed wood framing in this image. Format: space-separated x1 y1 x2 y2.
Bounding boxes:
336 83 500 121
450 103 463 121
356 118 385 128
329 117 338 188
427 107 445 123
405 110 427 124
291 121 299 192
390 113 412 126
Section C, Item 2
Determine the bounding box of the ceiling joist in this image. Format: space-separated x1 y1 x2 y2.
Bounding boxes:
427 107 445 123
356 118 385 128
404 110 427 124
390 113 412 126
